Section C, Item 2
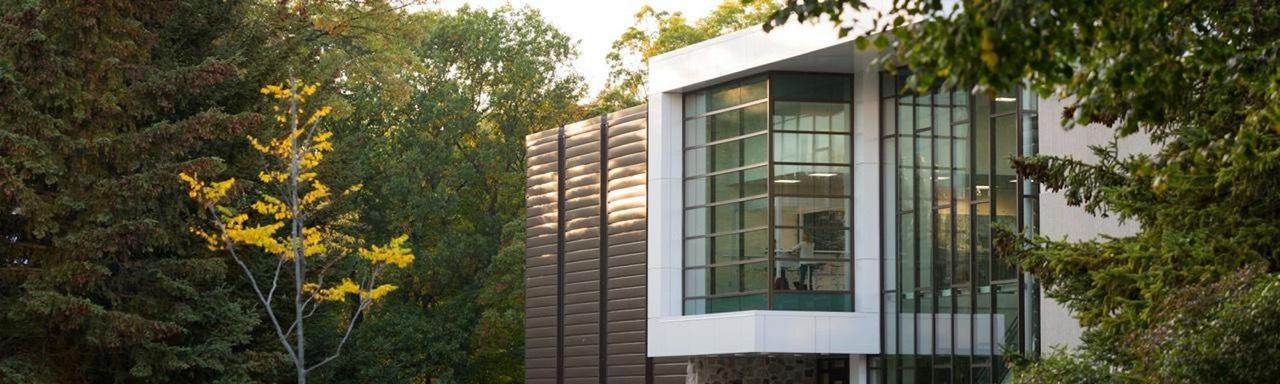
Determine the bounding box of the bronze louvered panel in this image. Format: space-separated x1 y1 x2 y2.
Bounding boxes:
651 357 690 384
562 117 603 384
525 104 687 383
525 128 561 384
603 105 652 384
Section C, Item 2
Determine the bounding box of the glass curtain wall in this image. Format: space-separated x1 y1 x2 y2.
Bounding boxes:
684 73 855 315
770 73 854 311
872 71 1039 384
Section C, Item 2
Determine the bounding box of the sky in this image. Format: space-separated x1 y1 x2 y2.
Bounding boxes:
431 0 725 99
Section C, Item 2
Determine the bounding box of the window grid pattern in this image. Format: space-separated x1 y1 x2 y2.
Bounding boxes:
683 73 856 315
871 71 1039 384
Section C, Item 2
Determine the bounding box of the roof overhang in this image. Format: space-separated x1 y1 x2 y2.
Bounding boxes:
647 12 887 94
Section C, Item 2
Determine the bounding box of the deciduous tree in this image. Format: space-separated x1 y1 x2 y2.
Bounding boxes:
757 0 1280 382
588 0 778 114
317 6 585 382
181 81 413 384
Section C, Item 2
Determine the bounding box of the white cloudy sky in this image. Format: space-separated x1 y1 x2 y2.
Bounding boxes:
431 0 725 98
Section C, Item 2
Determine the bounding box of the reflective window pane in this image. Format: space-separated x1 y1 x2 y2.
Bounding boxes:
772 73 851 102
684 147 707 177
773 197 850 228
685 177 708 207
742 102 768 135
686 198 767 235
994 283 1019 352
686 230 770 268
776 227 850 260
684 207 707 237
882 94 897 136
878 78 1041 375
684 92 707 118
773 292 852 311
684 298 706 315
743 134 767 167
772 102 851 132
683 73 866 315
773 133 849 163
708 106 742 141
685 117 707 147
711 229 768 264
772 164 851 196
710 166 767 203
705 77 767 112
774 261 850 291
685 237 707 266
685 268 707 297
686 135 767 177
707 293 767 313
994 89 1018 114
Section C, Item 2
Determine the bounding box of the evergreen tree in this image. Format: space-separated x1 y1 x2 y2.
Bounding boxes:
758 0 1280 382
0 1 277 382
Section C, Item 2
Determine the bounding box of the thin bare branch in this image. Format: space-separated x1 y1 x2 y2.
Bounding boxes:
306 299 371 372
267 255 287 306
206 204 298 364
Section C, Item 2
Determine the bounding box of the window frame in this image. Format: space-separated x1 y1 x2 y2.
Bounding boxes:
681 71 857 314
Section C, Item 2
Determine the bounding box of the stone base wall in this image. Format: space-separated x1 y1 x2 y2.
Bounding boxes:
685 356 817 384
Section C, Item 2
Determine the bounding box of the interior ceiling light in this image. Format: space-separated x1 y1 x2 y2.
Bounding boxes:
994 97 1017 102
774 179 801 184
810 173 838 177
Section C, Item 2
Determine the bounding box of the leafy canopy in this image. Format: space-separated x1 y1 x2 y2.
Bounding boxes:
181 80 414 382
588 0 778 114
758 0 1280 382
313 6 586 383
0 1 274 381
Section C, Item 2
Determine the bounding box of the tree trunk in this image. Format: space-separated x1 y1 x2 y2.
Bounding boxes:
289 79 307 384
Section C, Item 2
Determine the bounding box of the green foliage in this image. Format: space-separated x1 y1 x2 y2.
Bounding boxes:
1006 349 1120 384
761 0 1280 382
0 0 276 382
1134 267 1280 383
313 6 585 382
588 0 778 114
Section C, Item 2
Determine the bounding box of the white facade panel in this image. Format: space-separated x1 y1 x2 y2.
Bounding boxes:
645 18 886 358
1034 96 1154 351
648 311 880 357
648 92 685 322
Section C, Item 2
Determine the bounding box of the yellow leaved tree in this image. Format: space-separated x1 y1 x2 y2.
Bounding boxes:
180 80 411 383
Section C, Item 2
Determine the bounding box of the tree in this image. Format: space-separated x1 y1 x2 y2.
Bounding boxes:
757 0 1280 382
311 6 586 382
588 0 778 114
0 1 275 382
180 80 413 384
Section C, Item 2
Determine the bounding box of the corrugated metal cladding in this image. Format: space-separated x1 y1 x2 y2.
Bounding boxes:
525 105 686 384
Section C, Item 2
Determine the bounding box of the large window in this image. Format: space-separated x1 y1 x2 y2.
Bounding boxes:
874 71 1039 384
683 73 854 315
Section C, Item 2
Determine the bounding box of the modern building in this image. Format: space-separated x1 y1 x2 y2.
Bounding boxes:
524 17 1137 384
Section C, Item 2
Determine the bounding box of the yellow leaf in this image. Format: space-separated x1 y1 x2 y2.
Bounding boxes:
314 278 361 302
358 234 414 268
365 284 397 300
980 29 999 69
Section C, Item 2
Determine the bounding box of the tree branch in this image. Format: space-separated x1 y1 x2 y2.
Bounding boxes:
207 204 299 364
267 254 287 306
306 299 371 372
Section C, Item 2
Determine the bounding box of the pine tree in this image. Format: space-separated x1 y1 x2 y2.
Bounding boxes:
0 1 274 382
